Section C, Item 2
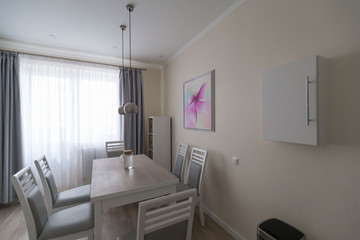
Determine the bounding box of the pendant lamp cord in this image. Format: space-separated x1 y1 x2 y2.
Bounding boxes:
121 27 124 68
128 5 134 103
128 6 132 70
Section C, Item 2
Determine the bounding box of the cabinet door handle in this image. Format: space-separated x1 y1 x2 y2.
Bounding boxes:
306 76 313 126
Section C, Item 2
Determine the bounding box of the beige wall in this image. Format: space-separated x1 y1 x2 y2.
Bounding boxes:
143 68 162 155
163 0 360 239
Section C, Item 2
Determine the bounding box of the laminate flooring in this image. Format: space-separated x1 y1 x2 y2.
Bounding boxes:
0 201 235 240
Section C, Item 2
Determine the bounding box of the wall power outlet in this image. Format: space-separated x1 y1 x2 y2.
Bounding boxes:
232 157 239 166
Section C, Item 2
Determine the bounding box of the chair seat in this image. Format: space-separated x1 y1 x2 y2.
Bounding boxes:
38 202 94 240
53 184 91 208
107 150 124 158
176 183 199 196
118 221 188 240
176 183 192 192
117 230 136 240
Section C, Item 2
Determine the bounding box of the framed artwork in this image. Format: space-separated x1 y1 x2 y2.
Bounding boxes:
184 70 215 131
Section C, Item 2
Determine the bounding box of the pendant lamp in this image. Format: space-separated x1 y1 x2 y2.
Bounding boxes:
118 24 127 115
118 4 138 115
123 4 138 114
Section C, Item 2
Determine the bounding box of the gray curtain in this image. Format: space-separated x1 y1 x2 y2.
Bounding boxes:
119 67 144 154
0 51 23 204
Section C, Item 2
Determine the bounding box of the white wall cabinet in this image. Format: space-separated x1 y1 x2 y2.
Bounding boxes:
148 116 171 171
262 56 328 146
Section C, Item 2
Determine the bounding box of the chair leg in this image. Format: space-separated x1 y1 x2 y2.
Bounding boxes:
198 199 205 226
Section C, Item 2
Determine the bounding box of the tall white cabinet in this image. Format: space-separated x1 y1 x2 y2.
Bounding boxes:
148 116 171 171
262 56 328 146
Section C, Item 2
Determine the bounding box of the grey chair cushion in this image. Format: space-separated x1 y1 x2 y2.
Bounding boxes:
176 183 200 201
45 171 58 203
145 220 188 240
117 230 136 240
107 150 123 158
38 202 94 240
176 183 192 193
186 162 202 192
173 154 184 180
53 184 91 208
117 221 188 240
27 186 48 235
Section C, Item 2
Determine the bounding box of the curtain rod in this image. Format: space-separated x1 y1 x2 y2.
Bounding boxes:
18 51 147 71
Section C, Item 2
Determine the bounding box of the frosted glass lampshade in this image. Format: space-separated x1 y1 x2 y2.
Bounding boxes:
118 105 125 115
124 102 138 114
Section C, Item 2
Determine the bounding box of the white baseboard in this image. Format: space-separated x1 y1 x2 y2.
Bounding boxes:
203 205 247 240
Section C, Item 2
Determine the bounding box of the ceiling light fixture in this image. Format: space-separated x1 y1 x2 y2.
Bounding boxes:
118 24 127 115
118 4 138 115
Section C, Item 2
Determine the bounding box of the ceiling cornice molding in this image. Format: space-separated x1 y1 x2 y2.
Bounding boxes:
165 0 246 66
0 39 163 70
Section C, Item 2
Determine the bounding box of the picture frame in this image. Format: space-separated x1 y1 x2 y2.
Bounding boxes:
183 70 215 131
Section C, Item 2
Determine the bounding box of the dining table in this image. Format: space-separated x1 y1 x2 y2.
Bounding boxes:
90 154 179 239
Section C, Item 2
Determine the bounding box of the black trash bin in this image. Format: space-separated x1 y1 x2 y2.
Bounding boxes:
257 218 306 240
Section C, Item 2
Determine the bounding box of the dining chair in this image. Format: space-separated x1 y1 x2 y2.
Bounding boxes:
11 166 94 240
173 143 188 182
106 140 125 158
34 155 90 215
176 147 208 226
118 189 197 240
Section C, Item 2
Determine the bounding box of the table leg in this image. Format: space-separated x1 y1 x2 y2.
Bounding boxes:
94 201 102 240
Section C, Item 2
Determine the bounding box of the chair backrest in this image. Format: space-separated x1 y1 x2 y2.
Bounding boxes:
34 155 58 215
173 143 188 182
136 189 197 240
106 141 125 158
11 166 48 240
186 147 208 195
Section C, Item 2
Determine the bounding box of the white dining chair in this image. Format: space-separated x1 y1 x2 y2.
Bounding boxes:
176 147 208 226
118 189 197 240
11 166 94 240
106 140 125 158
34 155 90 215
173 143 188 182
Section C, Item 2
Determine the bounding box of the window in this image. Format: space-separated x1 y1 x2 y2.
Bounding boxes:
19 55 121 188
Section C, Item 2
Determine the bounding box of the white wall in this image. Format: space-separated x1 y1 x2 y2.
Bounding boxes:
143 69 162 155
163 0 360 239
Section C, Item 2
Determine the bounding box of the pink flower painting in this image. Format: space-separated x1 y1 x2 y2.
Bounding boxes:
184 70 214 131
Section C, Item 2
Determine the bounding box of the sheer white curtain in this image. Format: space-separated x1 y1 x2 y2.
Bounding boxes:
19 55 121 189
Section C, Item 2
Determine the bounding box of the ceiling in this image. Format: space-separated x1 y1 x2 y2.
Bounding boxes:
0 0 244 67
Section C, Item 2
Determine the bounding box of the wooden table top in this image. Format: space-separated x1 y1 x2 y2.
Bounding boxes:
91 154 178 202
